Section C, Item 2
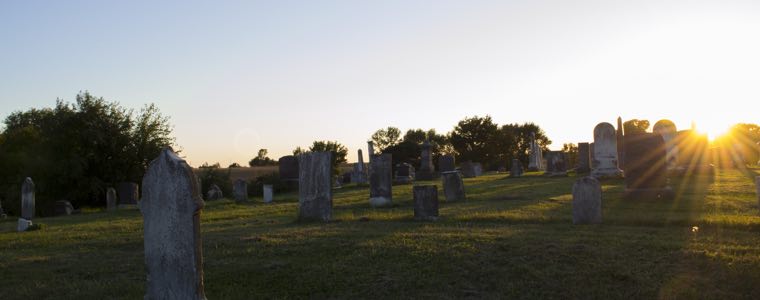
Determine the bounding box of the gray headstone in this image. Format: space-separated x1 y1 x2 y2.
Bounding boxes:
263 184 273 203
577 142 591 173
54 200 74 216
441 171 466 202
460 161 477 178
544 151 568 177
278 155 299 182
394 163 415 184
591 122 623 178
416 141 435 180
528 132 544 171
510 159 524 177
21 177 35 220
107 188 117 211
118 182 139 205
438 155 456 173
623 133 673 200
351 149 368 184
298 152 333 222
369 153 393 207
413 185 439 221
473 163 483 176
367 141 375 163
653 119 678 170
141 148 205 300
572 176 602 224
233 179 247 202
206 184 223 201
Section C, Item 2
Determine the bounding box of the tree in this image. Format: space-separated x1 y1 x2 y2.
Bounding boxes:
249 148 275 166
714 123 760 164
623 119 650 135
294 141 348 177
371 127 402 151
292 146 306 156
228 162 242 168
449 115 501 168
562 143 578 170
501 122 551 169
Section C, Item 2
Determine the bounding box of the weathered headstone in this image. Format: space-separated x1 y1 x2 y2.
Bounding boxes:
473 163 483 176
263 184 273 204
460 161 477 178
369 153 393 207
278 155 300 182
118 182 139 205
653 119 679 170
413 185 439 221
394 163 415 184
438 155 456 173
528 132 544 171
510 159 524 177
141 148 205 300
544 151 568 177
589 142 595 167
441 171 466 202
107 187 117 211
206 184 223 201
616 116 625 170
54 200 74 216
367 141 375 163
577 142 591 173
572 176 602 224
623 133 673 200
351 149 368 184
18 177 35 232
298 152 333 222
416 141 436 180
591 122 623 178
233 179 248 202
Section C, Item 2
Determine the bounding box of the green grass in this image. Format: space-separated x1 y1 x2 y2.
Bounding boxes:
1 169 760 299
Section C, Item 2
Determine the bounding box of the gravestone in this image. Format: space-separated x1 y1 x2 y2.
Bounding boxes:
441 171 466 202
367 141 375 163
572 176 602 224
54 200 74 216
118 182 139 205
278 155 299 182
141 148 205 300
351 149 368 184
438 155 456 172
107 187 117 211
206 184 223 201
263 184 273 204
394 163 415 184
590 143 595 168
591 122 623 178
616 116 625 170
672 130 714 175
416 141 436 180
653 119 679 170
460 161 477 178
577 142 591 173
413 185 439 221
544 151 568 177
298 152 333 222
528 132 544 171
369 153 393 207
510 159 524 177
623 133 673 200
473 163 483 176
18 177 35 231
233 179 247 202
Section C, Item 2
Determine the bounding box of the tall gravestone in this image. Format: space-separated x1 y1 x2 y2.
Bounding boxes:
572 176 602 224
577 142 591 173
118 182 139 205
18 177 35 231
438 155 455 173
233 179 247 202
279 155 300 183
298 152 333 221
369 153 393 207
544 151 568 177
413 185 439 221
394 163 415 184
351 149 368 184
623 133 673 200
528 132 544 171
590 143 595 168
441 171 466 202
510 159 524 177
591 122 623 178
616 116 625 170
107 187 117 211
367 141 375 163
141 149 205 300
653 119 679 170
263 184 274 204
416 141 436 180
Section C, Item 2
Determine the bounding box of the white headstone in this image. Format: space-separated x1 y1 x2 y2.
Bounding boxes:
591 122 623 178
263 184 274 203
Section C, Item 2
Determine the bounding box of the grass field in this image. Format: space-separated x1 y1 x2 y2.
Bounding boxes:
1 169 759 299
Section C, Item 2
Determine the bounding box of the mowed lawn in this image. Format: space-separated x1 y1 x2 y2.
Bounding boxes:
1 169 760 299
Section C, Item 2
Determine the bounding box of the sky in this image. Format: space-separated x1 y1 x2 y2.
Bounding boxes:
1 0 759 166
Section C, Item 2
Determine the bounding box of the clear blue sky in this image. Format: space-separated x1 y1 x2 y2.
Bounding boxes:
2 0 759 166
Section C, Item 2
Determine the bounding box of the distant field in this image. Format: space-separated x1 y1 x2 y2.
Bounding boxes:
193 164 355 181
1 169 759 299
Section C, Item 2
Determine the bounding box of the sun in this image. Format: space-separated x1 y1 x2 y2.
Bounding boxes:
696 123 732 141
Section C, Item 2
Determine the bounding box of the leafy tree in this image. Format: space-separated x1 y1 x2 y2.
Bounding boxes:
295 141 348 177
249 148 276 166
714 123 760 164
228 162 242 168
383 128 452 168
501 122 551 169
371 127 402 151
624 119 650 135
562 143 578 170
449 115 501 168
292 146 306 156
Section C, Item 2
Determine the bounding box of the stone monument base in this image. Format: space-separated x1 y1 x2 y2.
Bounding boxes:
17 218 32 232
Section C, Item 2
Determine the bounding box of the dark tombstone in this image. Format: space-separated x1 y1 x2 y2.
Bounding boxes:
441 171 466 202
141 148 206 300
233 179 247 202
510 159 524 178
54 200 74 216
369 153 393 207
278 155 300 181
416 141 436 180
298 152 333 222
351 149 368 184
577 142 591 173
394 163 415 184
107 188 117 211
544 151 568 177
18 177 34 231
206 184 223 201
460 161 477 178
572 176 602 224
118 182 139 205
413 185 439 221
623 133 673 200
438 155 456 173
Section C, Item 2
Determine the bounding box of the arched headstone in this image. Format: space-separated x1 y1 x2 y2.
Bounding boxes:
591 122 623 178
